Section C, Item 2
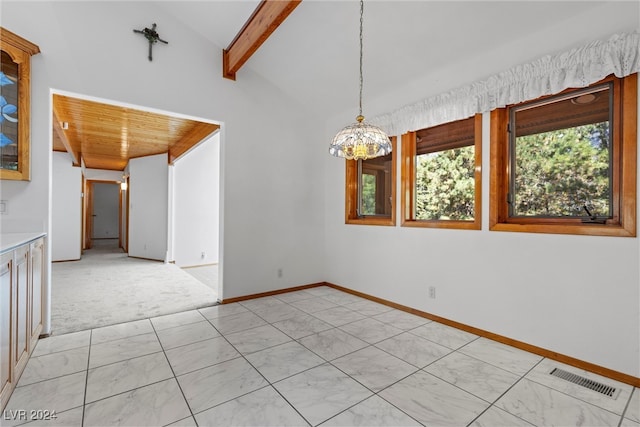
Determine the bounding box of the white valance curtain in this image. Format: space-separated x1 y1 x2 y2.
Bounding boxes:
372 31 640 136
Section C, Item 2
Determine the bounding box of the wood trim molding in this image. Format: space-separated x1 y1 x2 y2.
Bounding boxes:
0 28 39 181
489 108 507 229
182 262 219 269
0 27 40 56
400 132 415 227
472 113 483 228
85 179 93 250
344 136 397 226
620 73 637 236
323 282 640 387
401 114 482 230
84 179 120 250
220 282 326 304
221 280 640 387
126 256 165 263
168 124 219 164
222 0 301 80
490 74 636 237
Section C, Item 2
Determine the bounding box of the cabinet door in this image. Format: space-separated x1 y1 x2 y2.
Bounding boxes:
0 28 40 181
29 238 43 351
13 246 28 377
0 252 14 411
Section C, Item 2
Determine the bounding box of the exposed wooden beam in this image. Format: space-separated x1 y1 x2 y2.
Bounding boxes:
223 0 301 80
52 110 80 166
169 122 220 164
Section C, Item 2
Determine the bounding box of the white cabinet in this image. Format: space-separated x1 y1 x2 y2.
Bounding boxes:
0 235 45 411
29 239 44 351
0 252 14 412
14 245 29 379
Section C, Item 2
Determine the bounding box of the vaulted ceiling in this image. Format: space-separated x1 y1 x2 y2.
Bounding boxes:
51 1 637 171
157 1 631 120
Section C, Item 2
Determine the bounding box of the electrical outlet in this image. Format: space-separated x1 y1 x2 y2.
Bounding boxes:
277 268 283 278
0 200 6 215
429 286 436 299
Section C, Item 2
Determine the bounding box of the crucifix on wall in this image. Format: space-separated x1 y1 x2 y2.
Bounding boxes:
133 23 168 61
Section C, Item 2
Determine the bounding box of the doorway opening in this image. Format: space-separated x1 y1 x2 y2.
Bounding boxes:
83 180 124 252
50 90 223 335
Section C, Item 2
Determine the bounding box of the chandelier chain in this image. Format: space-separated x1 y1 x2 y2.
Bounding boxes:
328 0 391 160
359 0 364 117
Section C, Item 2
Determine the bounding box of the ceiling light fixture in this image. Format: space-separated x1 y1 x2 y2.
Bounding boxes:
329 0 391 160
120 173 128 191
571 93 598 105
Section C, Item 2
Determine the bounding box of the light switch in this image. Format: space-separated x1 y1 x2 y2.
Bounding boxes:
0 200 6 214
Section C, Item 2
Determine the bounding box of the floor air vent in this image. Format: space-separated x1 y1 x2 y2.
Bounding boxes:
549 368 620 399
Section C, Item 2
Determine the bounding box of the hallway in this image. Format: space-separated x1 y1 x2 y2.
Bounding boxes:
51 239 218 335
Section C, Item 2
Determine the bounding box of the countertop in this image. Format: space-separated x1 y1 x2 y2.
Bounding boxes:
1 232 46 254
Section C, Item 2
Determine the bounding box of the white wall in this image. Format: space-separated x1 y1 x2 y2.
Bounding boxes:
51 152 81 261
128 154 168 261
83 168 122 182
0 0 325 324
92 182 119 239
173 133 220 267
323 3 640 378
121 169 128 251
2 0 636 380
120 163 130 251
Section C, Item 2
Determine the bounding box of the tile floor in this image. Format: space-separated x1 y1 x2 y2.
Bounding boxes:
2 286 638 427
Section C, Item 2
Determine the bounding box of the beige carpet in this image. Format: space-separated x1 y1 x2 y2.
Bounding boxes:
182 264 218 292
51 240 219 335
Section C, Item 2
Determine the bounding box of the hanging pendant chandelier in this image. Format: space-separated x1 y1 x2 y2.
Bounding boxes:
329 0 391 161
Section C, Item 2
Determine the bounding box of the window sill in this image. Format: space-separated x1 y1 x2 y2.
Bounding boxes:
489 222 635 237
346 216 395 226
401 219 480 230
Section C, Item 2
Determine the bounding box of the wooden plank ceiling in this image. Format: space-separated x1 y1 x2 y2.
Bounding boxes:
52 94 219 171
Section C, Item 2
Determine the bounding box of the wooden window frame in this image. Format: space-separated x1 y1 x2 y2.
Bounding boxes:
345 136 396 226
401 114 482 230
490 73 637 237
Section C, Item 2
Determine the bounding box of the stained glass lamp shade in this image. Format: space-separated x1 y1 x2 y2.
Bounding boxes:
329 0 391 161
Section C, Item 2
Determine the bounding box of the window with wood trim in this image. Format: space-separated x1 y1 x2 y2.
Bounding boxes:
490 73 637 236
345 137 396 226
401 115 482 229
